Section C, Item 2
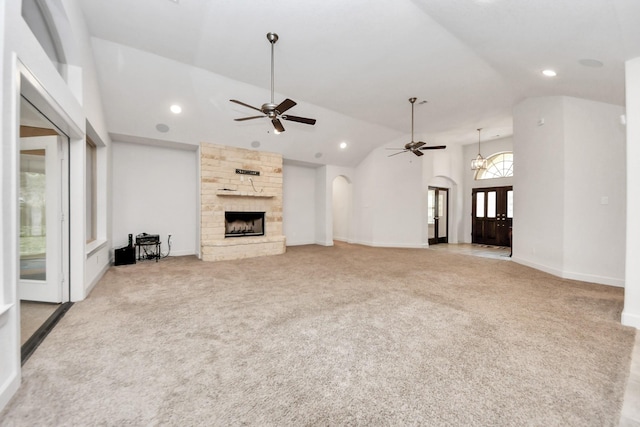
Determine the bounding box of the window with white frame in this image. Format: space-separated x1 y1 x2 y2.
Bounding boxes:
474 151 513 180
86 136 97 243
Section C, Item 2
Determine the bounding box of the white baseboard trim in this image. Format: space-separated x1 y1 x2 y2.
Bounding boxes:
83 261 111 300
350 240 425 249
512 257 564 277
0 373 20 415
513 257 624 287
167 250 196 257
621 311 640 329
562 270 624 288
286 240 317 246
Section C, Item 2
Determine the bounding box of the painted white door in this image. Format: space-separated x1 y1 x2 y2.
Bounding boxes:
19 136 62 303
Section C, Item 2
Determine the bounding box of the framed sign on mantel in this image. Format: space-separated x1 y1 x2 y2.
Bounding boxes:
236 168 260 176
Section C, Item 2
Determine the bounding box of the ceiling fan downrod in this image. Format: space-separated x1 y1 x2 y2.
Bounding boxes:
267 32 278 105
409 97 417 143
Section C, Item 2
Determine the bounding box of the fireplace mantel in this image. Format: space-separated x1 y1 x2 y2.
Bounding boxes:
215 190 275 198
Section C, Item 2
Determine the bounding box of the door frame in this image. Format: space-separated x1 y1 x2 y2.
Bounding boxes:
471 185 513 247
19 134 67 303
428 186 449 245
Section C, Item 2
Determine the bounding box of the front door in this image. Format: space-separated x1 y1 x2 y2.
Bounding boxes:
19 135 63 303
472 186 513 247
428 187 448 245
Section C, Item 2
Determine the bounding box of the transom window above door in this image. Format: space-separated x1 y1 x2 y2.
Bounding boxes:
475 152 513 180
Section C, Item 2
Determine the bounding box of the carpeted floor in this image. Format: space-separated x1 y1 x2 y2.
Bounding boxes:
0 243 635 426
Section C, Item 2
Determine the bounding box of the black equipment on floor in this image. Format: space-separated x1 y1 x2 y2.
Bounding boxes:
114 234 136 266
136 233 161 262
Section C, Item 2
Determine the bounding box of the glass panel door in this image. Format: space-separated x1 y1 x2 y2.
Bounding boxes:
428 187 448 245
19 136 62 303
427 189 436 241
437 190 447 241
20 149 47 281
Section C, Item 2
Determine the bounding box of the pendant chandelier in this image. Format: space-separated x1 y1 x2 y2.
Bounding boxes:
471 128 487 170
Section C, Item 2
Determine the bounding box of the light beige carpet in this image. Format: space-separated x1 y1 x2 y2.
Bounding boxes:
1 243 635 426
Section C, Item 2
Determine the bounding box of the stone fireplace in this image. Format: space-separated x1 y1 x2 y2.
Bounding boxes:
200 143 286 261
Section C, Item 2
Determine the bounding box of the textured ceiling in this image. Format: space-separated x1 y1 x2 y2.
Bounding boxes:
78 0 640 166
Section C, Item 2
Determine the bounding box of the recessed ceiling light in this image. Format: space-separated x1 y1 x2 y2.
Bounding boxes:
542 69 557 77
578 58 604 68
339 142 347 149
170 104 182 114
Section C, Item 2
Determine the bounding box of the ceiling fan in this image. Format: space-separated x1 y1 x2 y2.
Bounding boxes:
387 97 446 157
230 33 316 134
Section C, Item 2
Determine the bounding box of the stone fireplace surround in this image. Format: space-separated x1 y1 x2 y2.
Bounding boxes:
200 143 286 261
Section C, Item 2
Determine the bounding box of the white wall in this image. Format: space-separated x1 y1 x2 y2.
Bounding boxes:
513 96 626 286
65 0 113 300
283 163 317 246
1 0 112 411
623 57 640 328
562 97 626 286
0 0 20 411
513 97 566 274
353 144 425 248
332 175 351 242
112 142 197 256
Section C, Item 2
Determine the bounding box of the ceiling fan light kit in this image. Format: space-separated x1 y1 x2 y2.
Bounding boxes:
230 33 316 134
387 97 446 157
470 128 487 170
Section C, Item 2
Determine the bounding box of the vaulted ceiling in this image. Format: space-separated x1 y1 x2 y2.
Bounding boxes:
78 0 640 167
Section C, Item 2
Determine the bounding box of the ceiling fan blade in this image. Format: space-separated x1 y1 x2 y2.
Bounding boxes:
234 116 264 121
275 98 297 114
230 99 263 113
282 115 316 125
272 118 285 133
419 145 447 150
404 140 426 150
388 150 408 157
412 149 425 157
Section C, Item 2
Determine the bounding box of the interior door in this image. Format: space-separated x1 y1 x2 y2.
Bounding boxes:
428 187 448 245
472 186 512 247
19 135 63 303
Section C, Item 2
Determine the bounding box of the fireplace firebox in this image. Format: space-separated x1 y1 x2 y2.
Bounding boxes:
225 211 265 237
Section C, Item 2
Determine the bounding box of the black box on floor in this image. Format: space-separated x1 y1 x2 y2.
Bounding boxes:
114 246 136 266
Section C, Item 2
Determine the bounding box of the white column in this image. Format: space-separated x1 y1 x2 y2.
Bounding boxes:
622 57 640 328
